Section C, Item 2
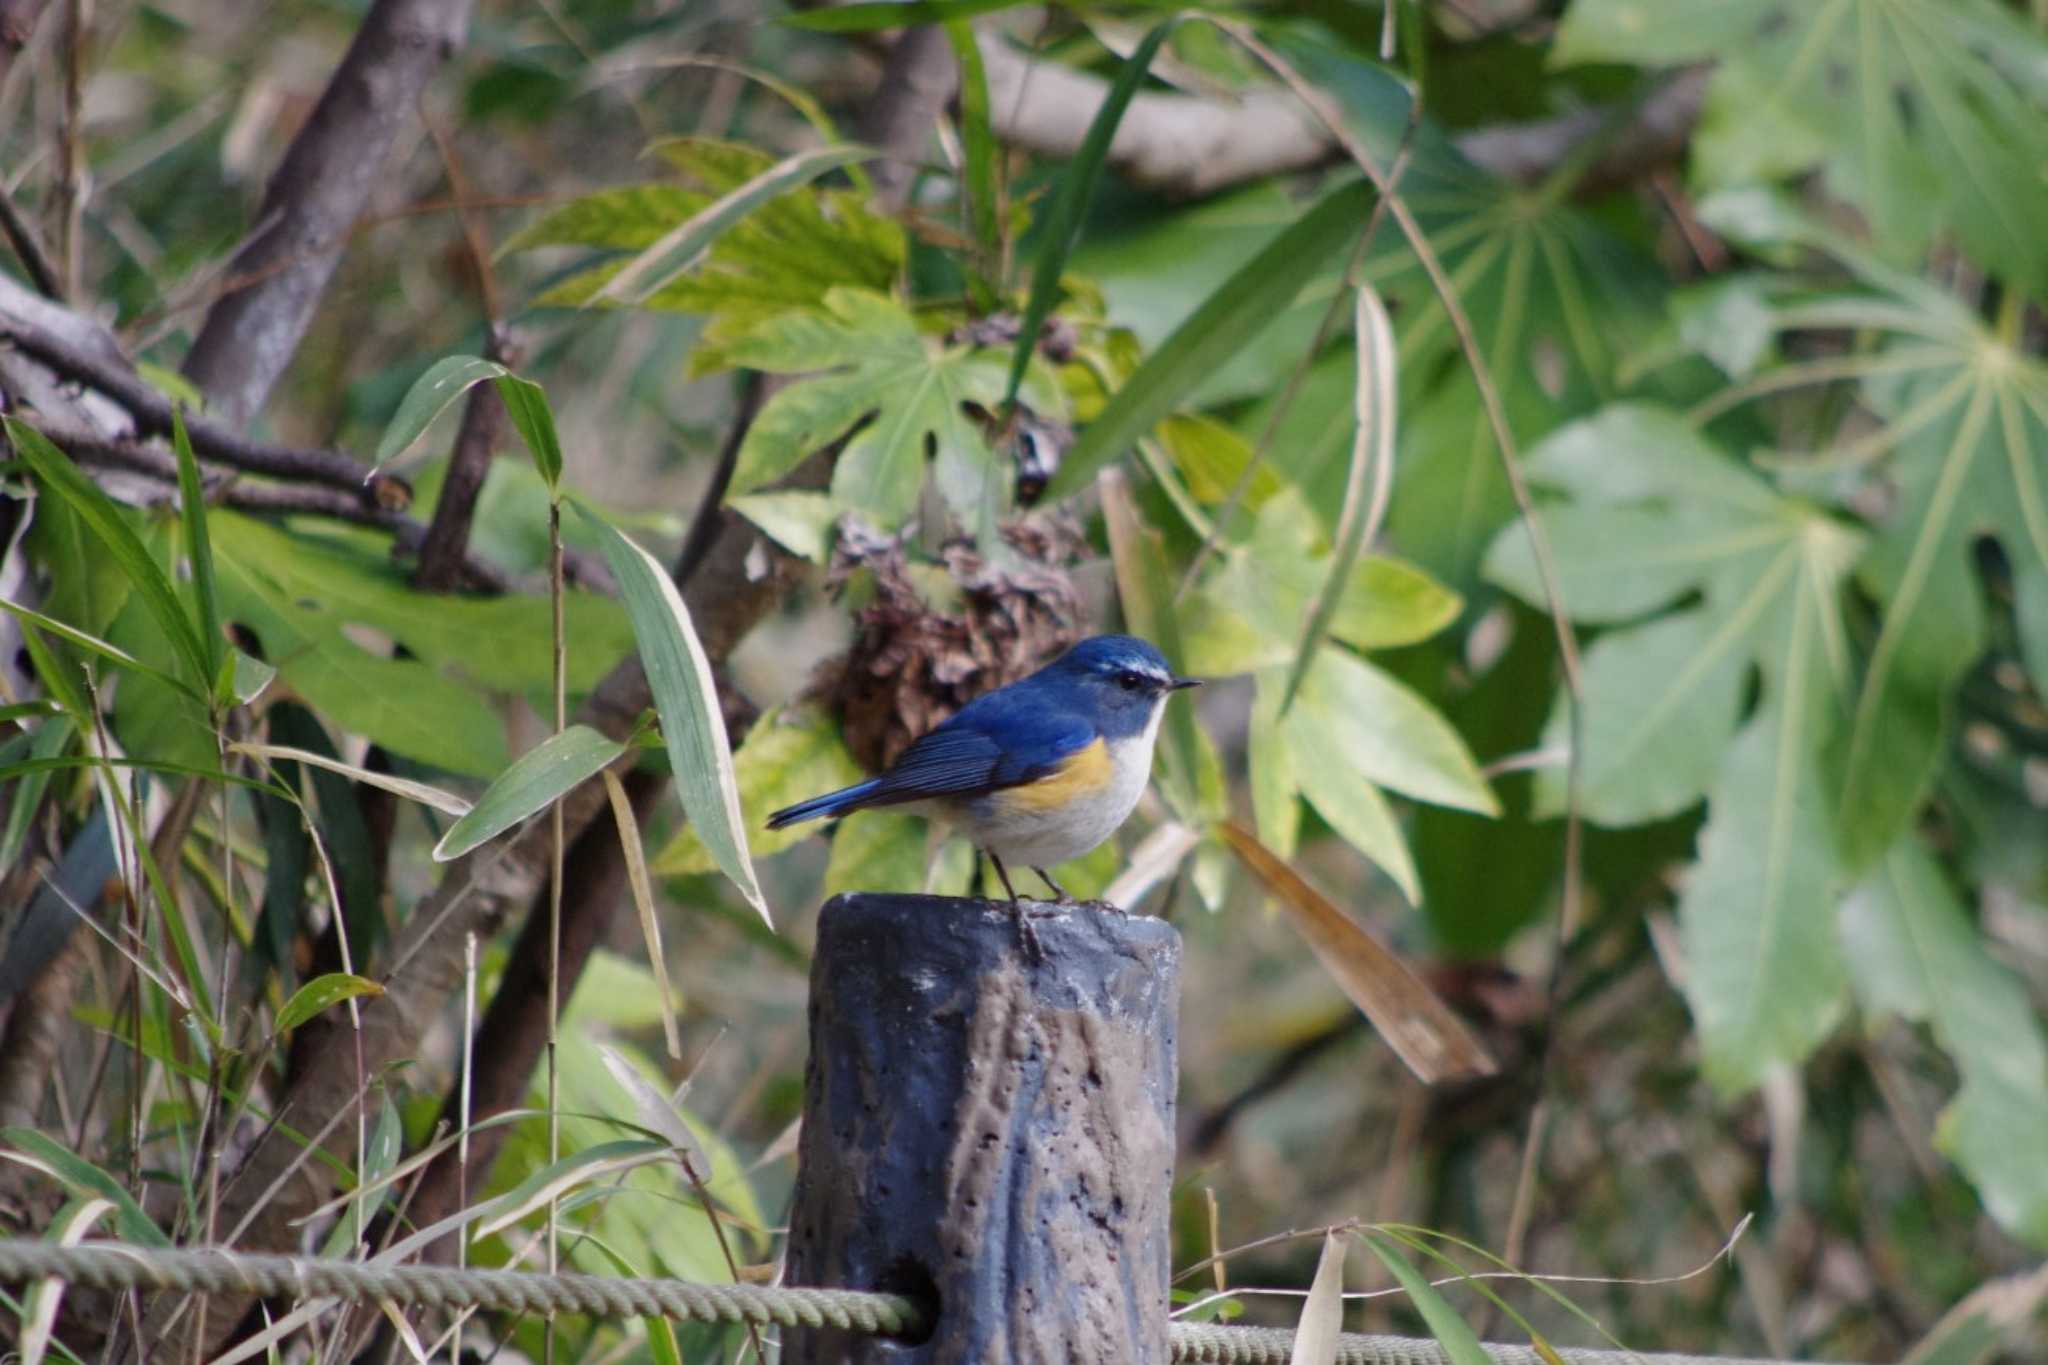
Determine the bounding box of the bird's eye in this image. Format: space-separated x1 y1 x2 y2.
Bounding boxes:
1116 670 1145 691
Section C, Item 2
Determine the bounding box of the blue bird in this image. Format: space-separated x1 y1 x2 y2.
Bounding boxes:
767 635 1201 901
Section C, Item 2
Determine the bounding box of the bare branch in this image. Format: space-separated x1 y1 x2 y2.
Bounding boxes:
179 0 475 426
0 0 53 84
861 24 959 210
0 309 408 500
412 325 520 592
978 31 1707 198
0 180 62 301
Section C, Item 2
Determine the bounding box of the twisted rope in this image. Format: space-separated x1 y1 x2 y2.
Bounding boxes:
0 1240 1815 1365
0 1241 920 1336
1170 1322 1792 1365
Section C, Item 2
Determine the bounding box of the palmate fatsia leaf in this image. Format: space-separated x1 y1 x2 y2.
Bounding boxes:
1681 216 2048 870
1485 403 1867 1090
1231 45 1667 585
721 287 1057 533
1555 0 2048 297
506 139 904 374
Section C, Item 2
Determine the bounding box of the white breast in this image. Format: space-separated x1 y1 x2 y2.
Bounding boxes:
957 700 1167 869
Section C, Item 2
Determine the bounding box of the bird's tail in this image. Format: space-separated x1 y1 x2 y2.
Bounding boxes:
765 778 884 830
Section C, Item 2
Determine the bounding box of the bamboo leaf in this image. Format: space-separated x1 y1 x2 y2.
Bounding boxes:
1004 17 1177 408
1217 821 1496 1084
0 1128 168 1247
604 769 681 1060
274 972 385 1036
1358 1232 1492 1365
595 144 872 307
230 742 472 816
1047 180 1376 500
783 0 1031 30
1284 284 1398 711
577 507 768 924
7 418 211 692
1290 1231 1347 1365
169 407 225 697
432 724 627 861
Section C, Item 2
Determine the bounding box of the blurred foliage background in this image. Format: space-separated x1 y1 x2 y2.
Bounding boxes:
0 1 2045 1362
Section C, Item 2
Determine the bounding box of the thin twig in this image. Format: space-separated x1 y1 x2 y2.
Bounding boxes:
0 179 62 300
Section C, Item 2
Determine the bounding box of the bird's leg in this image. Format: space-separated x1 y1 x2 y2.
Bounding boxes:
986 851 1022 902
1032 866 1072 903
985 851 1047 962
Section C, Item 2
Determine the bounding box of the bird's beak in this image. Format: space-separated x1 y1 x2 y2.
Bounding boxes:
1170 676 1202 691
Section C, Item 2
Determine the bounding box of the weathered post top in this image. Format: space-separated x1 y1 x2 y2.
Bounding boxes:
785 893 1183 1365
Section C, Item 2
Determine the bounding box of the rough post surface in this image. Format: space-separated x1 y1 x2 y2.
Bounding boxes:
786 894 1182 1365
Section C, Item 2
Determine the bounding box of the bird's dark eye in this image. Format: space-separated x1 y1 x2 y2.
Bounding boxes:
1116 670 1145 691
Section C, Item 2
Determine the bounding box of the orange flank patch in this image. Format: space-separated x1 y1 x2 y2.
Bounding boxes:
997 737 1113 811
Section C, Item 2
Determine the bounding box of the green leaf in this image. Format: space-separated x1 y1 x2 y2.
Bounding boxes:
594 144 872 308
653 706 864 874
1679 252 2048 867
7 418 211 692
1284 284 1397 710
0 596 201 703
1357 1232 1493 1365
0 1128 168 1247
1048 180 1375 501
208 513 634 776
1155 415 1283 508
1485 403 1866 826
1004 17 1176 409
519 143 904 375
376 356 564 490
578 507 767 924
822 809 931 898
1183 490 1462 677
726 288 1021 531
1555 0 2048 296
273 972 385 1035
374 354 510 466
1680 610 1849 1094
728 491 836 562
945 21 999 268
782 0 1031 30
0 718 70 876
168 407 225 697
1286 648 1498 818
433 725 628 861
1843 844 2048 1245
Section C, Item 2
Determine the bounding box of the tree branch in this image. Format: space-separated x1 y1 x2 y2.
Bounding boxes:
411 324 519 592
0 310 409 502
977 31 1707 199
178 0 475 426
0 0 53 86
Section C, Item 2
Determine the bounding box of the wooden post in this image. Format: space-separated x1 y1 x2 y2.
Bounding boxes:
784 893 1182 1364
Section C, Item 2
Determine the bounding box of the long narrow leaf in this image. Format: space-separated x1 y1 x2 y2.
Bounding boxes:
229 742 471 816
1004 18 1177 409
432 725 626 861
7 418 211 691
0 1129 169 1247
274 972 385 1035
169 407 225 696
1291 1231 1348 1365
1218 821 1495 1084
575 507 768 924
1101 469 1203 820
1358 1231 1493 1365
1045 180 1376 498
0 598 201 702
604 769 682 1059
19 1198 115 1365
783 0 1032 31
946 21 999 262
1284 284 1397 711
374 357 565 491
595 144 872 307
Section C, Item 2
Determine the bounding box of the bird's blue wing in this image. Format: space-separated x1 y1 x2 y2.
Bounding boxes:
864 692 1097 805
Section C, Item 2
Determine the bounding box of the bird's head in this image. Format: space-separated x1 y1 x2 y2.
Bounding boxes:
1046 635 1201 735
